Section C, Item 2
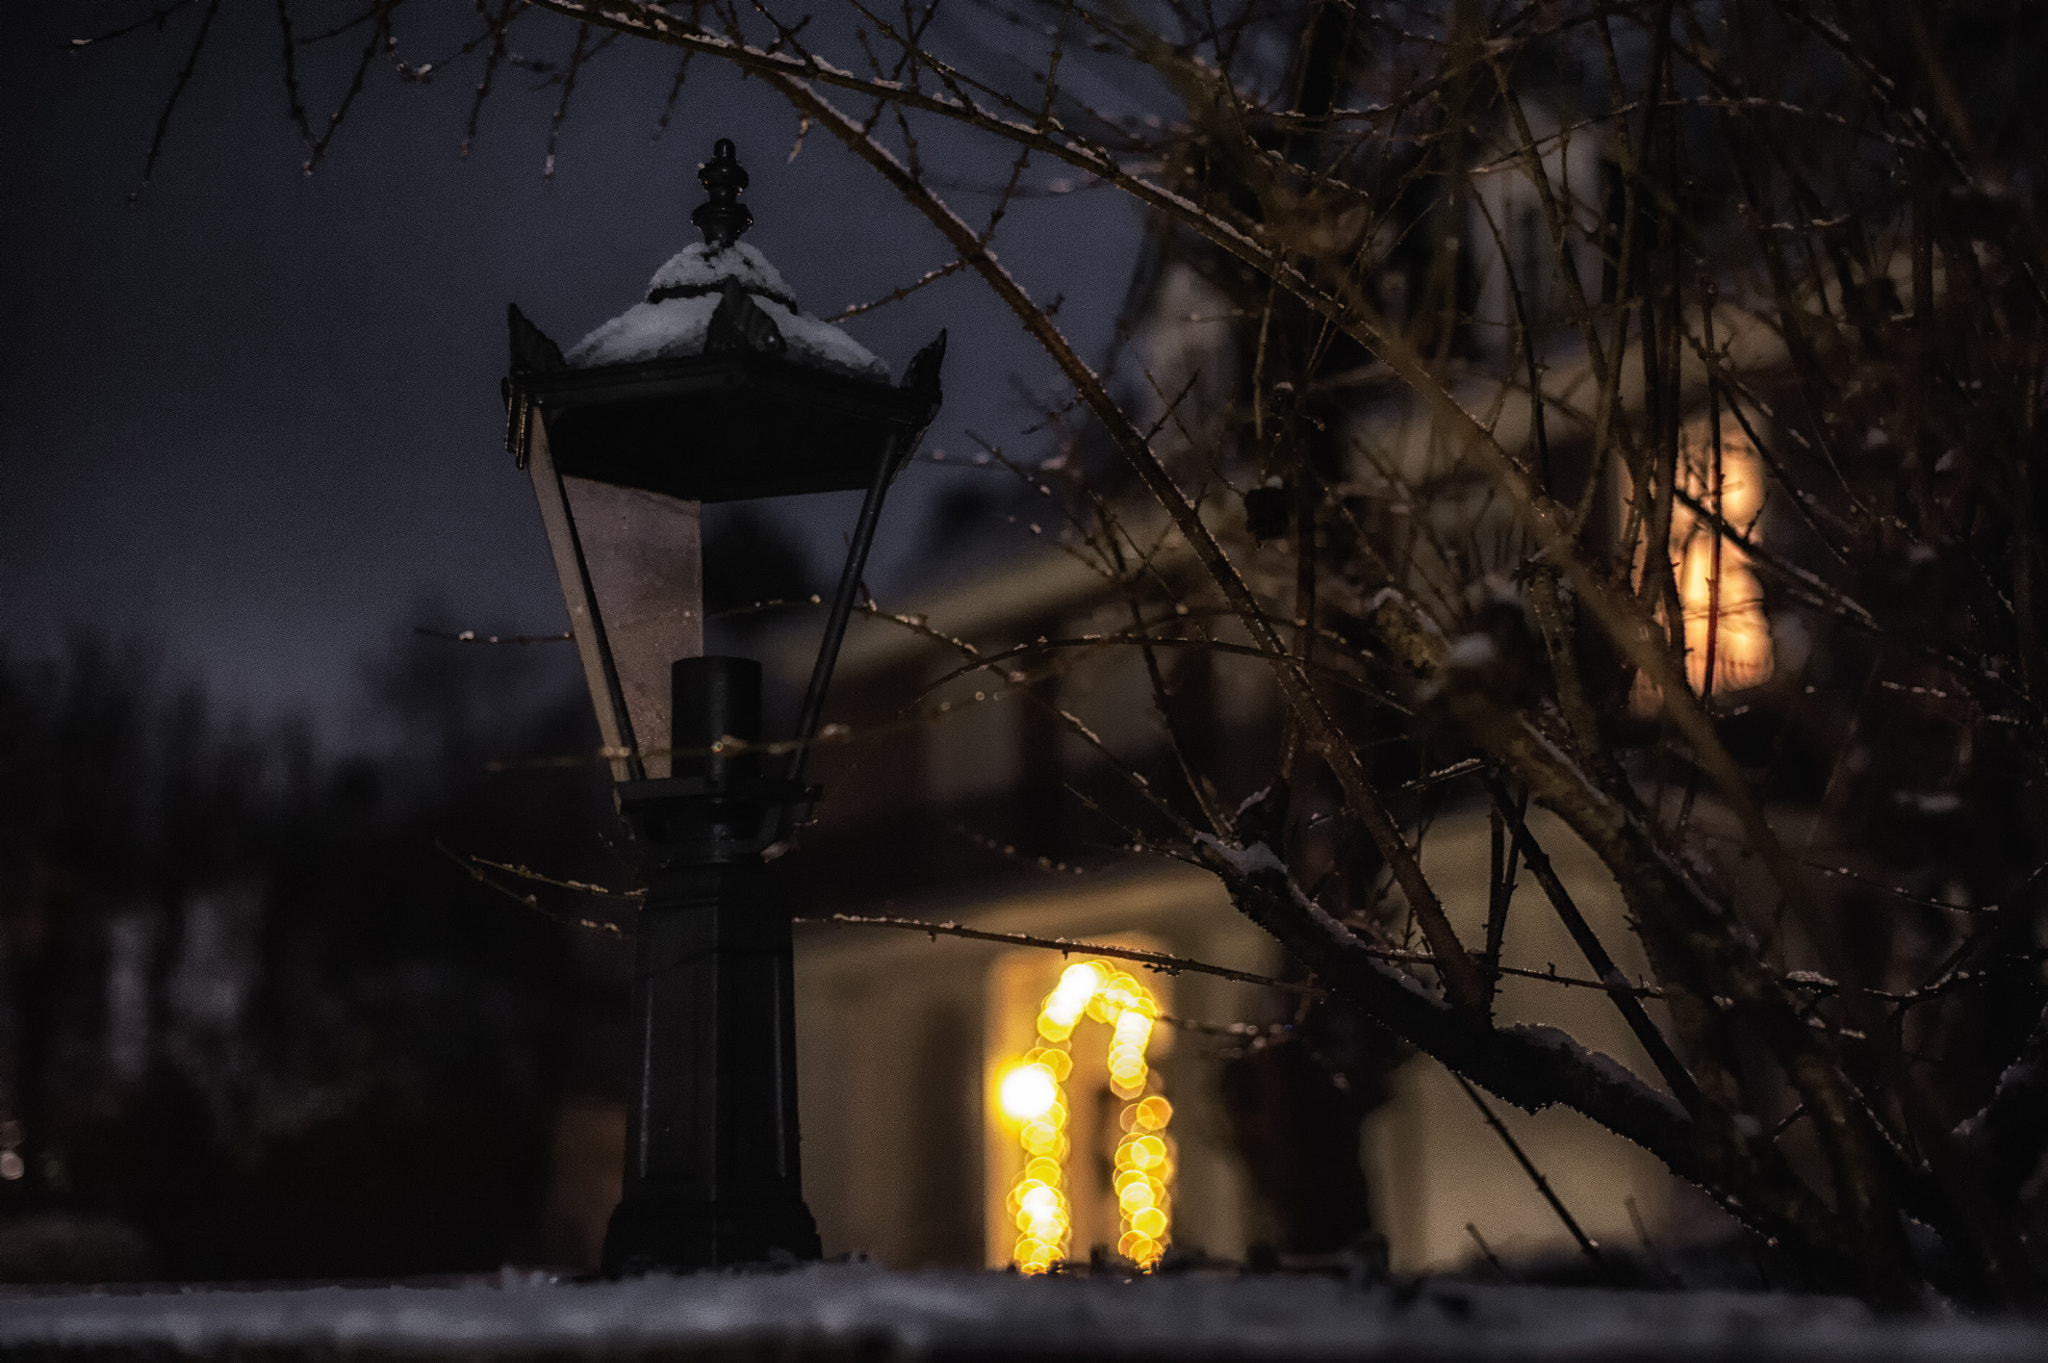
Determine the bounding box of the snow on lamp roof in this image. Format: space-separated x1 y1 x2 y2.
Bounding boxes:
565 139 890 384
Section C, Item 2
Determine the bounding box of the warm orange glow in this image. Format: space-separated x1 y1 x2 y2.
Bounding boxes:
1630 418 1775 709
1000 957 1173 1272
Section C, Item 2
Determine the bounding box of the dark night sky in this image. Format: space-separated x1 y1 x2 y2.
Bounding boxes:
0 1 1146 748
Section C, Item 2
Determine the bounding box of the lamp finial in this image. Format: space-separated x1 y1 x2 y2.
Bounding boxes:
692 138 753 250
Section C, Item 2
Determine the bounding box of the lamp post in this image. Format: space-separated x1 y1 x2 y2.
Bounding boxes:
502 138 945 1273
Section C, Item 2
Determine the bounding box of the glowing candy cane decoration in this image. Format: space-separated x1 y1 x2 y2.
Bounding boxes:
997 959 1174 1272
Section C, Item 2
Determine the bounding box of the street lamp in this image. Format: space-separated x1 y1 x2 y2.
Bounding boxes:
502 137 945 1273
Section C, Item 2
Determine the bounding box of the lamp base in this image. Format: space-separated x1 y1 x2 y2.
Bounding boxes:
600 1190 822 1275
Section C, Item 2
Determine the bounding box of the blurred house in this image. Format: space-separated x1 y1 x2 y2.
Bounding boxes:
753 95 1792 1277
773 538 1708 1275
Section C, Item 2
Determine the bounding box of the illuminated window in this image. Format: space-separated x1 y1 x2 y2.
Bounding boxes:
988 957 1175 1272
1630 417 1774 709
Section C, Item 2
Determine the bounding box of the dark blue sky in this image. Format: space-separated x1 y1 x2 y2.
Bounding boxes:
1 1 1147 748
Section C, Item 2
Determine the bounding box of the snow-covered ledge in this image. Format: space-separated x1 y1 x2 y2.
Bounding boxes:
0 1268 2042 1361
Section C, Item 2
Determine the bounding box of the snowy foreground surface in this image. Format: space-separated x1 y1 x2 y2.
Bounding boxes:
1 1266 2045 1361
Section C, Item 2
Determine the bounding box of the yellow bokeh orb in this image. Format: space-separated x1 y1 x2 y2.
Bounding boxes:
1059 961 1107 994
1043 997 1083 1025
1019 1185 1061 1217
1016 1238 1056 1274
1026 1047 1074 1081
1021 1120 1059 1153
1134 1096 1172 1130
1131 1206 1168 1238
999 1064 1058 1122
1119 1231 1159 1262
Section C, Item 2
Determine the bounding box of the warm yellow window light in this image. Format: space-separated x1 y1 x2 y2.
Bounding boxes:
1631 416 1775 709
997 960 1174 1272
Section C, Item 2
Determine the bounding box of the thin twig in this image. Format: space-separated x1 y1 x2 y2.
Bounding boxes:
70 0 197 49
304 0 392 175
415 627 573 645
1803 860 2002 916
832 258 969 319
134 0 223 194
1157 1014 1293 1038
1483 773 1701 1114
1626 1194 1683 1288
1453 1069 1610 1276
274 0 315 146
1465 1223 1518 1282
796 913 1321 995
438 842 624 937
463 853 639 900
455 852 1652 997
948 824 1090 876
543 23 593 179
463 0 521 156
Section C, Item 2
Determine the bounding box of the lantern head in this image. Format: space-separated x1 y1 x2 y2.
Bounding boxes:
504 139 943 782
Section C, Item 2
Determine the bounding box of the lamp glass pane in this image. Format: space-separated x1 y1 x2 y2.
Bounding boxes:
561 476 703 778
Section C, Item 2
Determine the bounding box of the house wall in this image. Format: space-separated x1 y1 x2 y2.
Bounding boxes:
793 866 1275 1267
1362 805 1689 1274
794 812 1693 1274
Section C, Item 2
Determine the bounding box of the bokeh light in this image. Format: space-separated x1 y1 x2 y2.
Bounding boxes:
999 1063 1058 1123
1003 957 1173 1273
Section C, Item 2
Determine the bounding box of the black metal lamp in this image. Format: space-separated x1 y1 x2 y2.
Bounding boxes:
502 138 945 1274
